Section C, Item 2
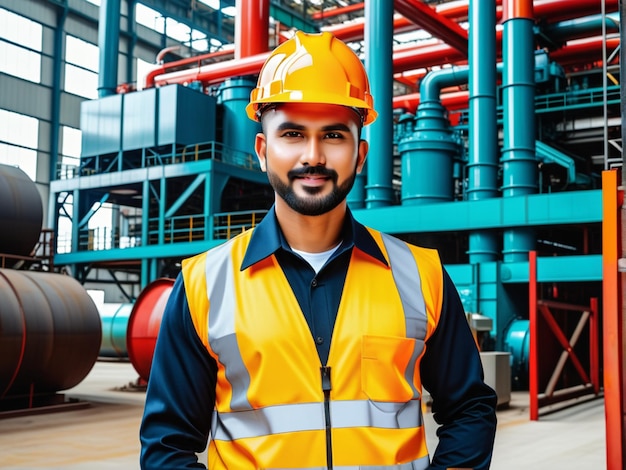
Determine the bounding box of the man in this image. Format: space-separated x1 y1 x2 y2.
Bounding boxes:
140 31 497 469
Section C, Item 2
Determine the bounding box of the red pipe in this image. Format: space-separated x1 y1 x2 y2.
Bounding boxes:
144 48 233 89
149 0 619 88
393 90 470 113
153 51 271 87
235 0 269 59
392 32 612 113
155 45 182 63
533 0 618 22
395 0 468 56
550 36 620 67
311 2 364 21
152 29 613 89
325 0 617 43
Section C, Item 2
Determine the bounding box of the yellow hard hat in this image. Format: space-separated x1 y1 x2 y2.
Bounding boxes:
246 30 377 125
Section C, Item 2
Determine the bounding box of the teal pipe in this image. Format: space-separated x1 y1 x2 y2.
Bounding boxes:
467 0 498 263
535 140 591 186
501 1 536 262
542 13 620 44
98 0 121 98
398 67 466 205
99 303 133 358
363 0 394 208
49 5 67 184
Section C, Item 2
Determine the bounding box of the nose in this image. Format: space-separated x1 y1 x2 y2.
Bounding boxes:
301 136 326 167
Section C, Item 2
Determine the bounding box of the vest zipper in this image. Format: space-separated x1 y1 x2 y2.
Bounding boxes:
320 366 333 469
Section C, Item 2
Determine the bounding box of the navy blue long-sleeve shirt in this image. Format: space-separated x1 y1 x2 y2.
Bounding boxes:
140 207 497 469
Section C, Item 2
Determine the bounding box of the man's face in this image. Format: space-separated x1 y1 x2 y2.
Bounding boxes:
255 102 368 216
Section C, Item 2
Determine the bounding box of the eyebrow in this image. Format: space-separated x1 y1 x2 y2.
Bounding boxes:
275 122 353 133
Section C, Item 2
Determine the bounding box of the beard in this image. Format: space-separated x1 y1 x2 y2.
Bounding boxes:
267 164 357 216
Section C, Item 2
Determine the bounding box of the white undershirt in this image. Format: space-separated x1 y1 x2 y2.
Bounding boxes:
292 243 341 274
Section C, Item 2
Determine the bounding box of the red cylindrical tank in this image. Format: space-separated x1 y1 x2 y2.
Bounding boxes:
0 270 102 398
126 278 175 382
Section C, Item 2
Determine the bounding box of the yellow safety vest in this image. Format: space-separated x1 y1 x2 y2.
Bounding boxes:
182 227 443 469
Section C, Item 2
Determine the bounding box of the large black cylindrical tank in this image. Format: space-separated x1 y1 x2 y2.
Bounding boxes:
0 164 43 256
0 270 102 397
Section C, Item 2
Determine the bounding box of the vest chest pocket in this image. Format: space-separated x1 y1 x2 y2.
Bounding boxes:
361 334 421 403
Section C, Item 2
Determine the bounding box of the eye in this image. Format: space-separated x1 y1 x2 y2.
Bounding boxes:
281 130 302 138
324 132 344 139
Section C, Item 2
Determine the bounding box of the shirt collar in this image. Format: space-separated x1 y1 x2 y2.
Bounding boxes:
240 205 388 271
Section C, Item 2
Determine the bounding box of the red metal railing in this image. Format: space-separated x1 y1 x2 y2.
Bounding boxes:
529 250 600 421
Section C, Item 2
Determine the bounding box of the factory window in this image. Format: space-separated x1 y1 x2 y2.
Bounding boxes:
64 35 99 99
135 3 223 52
60 126 82 179
197 0 235 16
0 8 42 83
0 109 38 181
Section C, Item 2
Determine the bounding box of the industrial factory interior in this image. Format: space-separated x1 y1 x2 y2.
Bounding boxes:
0 0 623 468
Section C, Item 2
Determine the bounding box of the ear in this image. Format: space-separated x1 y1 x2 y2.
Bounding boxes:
356 139 368 174
254 133 267 172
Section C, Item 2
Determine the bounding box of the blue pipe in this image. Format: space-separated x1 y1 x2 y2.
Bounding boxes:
363 0 394 208
398 67 465 205
501 1 536 262
98 0 121 98
467 0 498 263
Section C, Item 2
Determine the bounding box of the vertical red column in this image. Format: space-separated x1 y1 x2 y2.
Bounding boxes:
235 0 270 59
602 169 625 470
528 249 538 420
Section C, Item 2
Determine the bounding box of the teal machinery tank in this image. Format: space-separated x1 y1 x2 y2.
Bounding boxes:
217 77 261 169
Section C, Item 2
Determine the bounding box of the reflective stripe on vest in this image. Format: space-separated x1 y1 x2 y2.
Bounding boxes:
380 232 427 402
211 399 422 441
264 454 431 470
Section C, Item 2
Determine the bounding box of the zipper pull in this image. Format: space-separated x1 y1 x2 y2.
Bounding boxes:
321 366 332 393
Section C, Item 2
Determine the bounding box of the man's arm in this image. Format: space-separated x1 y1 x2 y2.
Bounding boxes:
420 269 497 470
140 273 217 469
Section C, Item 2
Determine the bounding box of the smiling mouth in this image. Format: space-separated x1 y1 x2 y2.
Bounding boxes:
295 174 329 188
289 166 337 183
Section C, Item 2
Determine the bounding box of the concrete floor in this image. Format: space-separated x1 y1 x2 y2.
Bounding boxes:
0 360 607 469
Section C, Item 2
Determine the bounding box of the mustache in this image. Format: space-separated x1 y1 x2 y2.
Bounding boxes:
288 166 338 181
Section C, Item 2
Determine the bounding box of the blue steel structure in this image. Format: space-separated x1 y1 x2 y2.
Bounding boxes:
48 1 618 368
